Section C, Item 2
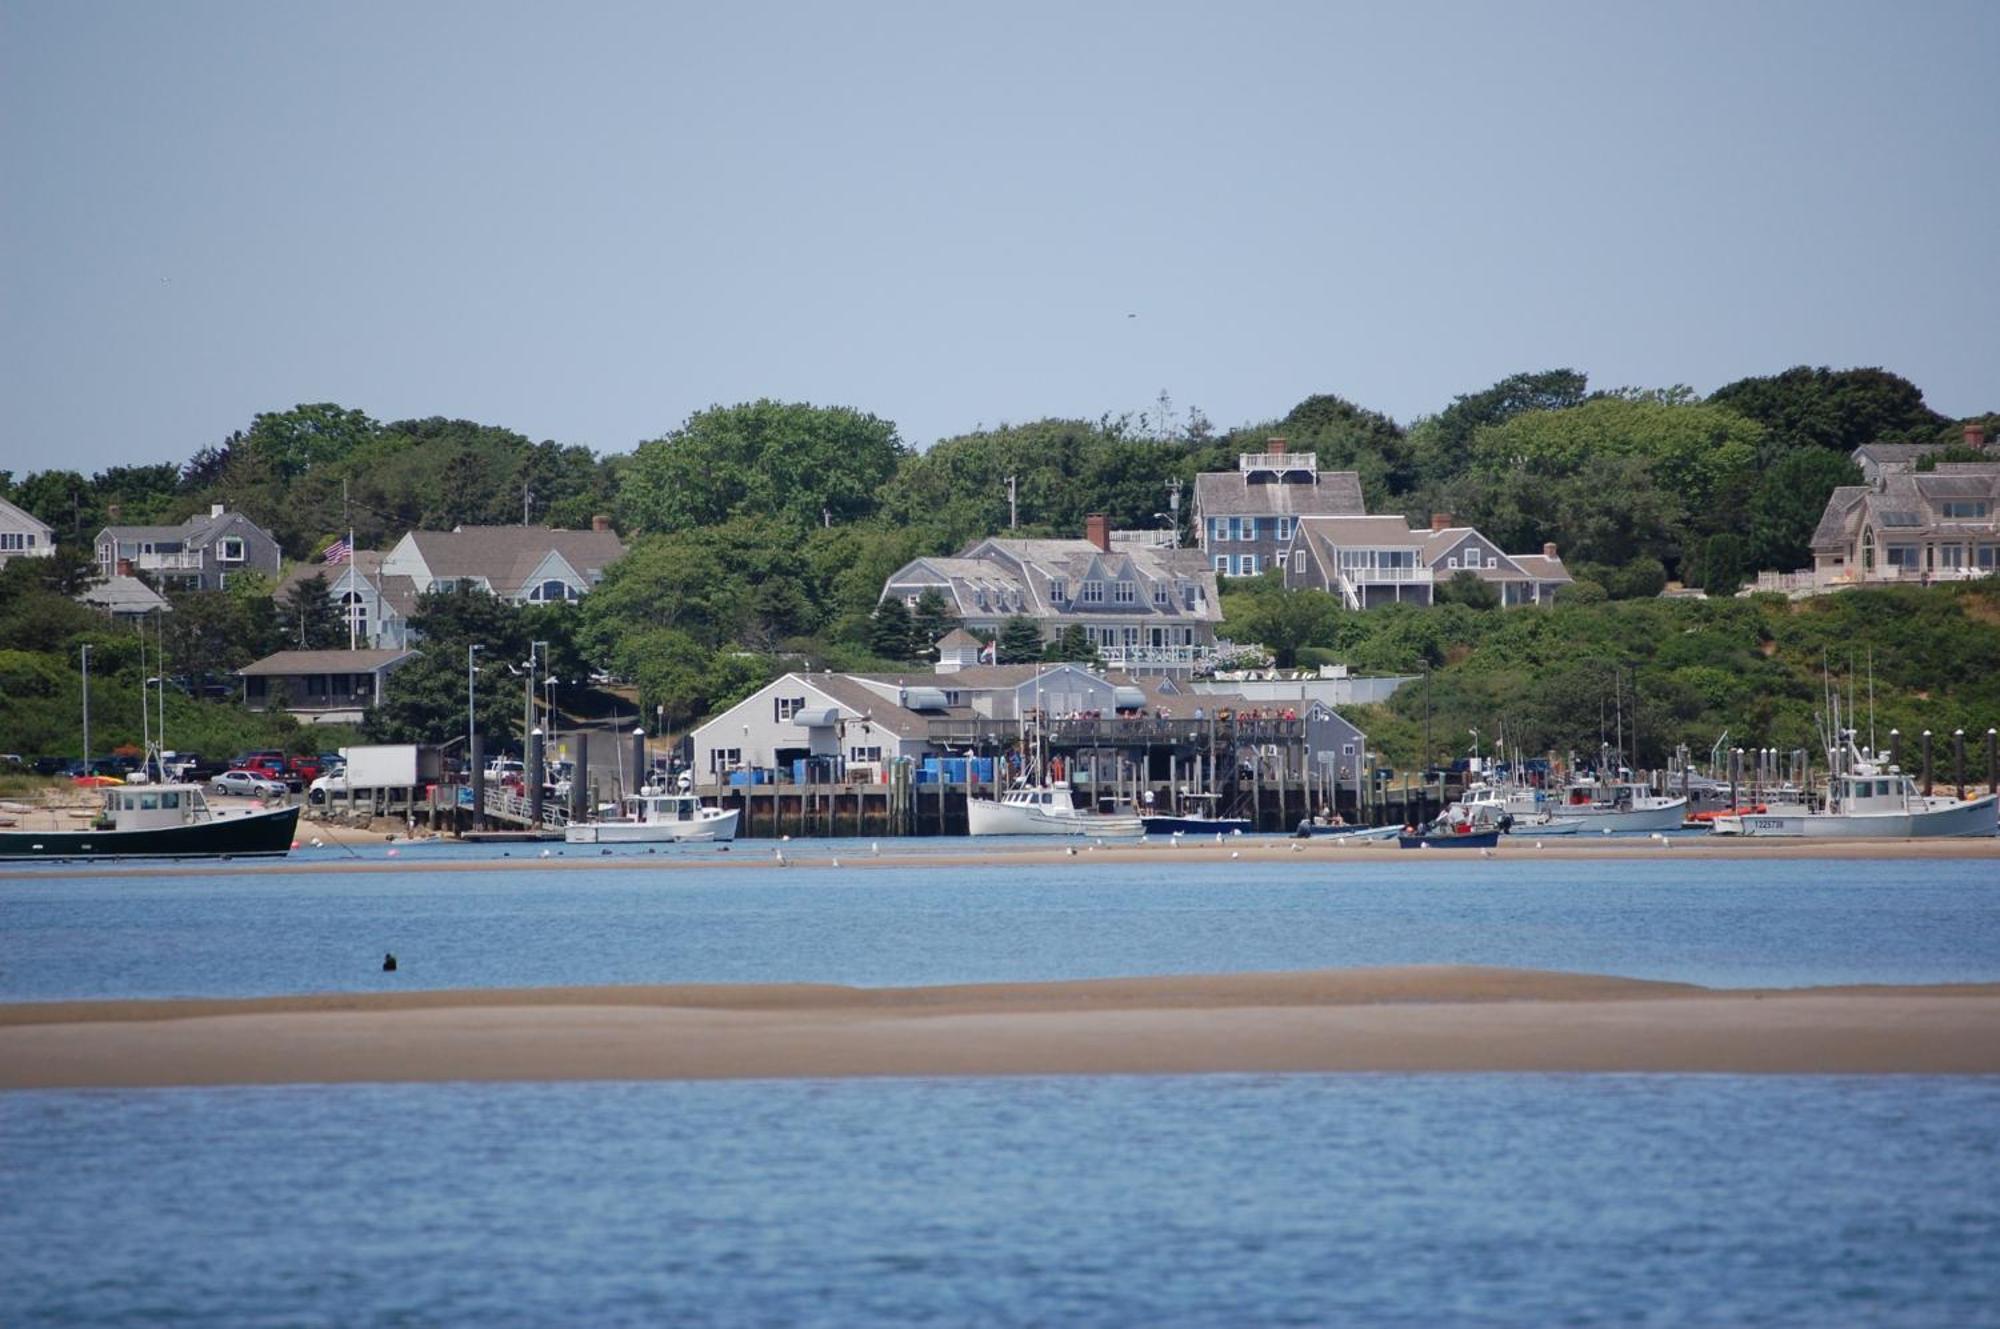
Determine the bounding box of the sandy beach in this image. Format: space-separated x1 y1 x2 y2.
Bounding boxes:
4 828 1998 880
5 966 1996 1087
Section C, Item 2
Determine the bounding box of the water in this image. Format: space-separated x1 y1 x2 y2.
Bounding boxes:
5 850 1997 1325
3 1075 1996 1327
2 852 1996 1001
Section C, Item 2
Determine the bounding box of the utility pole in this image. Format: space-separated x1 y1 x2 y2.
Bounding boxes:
523 482 532 525
80 644 92 772
1006 475 1018 529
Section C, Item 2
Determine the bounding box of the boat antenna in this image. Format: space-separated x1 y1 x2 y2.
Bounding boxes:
1867 648 1876 757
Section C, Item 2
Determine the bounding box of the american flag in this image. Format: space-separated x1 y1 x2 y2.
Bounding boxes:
321 537 351 564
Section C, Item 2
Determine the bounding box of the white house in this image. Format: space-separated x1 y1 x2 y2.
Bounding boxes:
274 552 420 650
0 495 55 567
1281 514 1571 608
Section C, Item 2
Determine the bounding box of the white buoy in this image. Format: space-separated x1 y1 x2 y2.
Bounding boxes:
1230 850 1240 859
831 858 840 868
538 848 550 858
871 841 881 856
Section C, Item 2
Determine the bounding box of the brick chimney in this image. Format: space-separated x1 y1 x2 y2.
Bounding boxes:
1085 513 1111 552
1966 423 1988 451
116 557 133 576
591 513 612 533
1268 437 1287 457
1430 512 1453 532
1543 542 1559 560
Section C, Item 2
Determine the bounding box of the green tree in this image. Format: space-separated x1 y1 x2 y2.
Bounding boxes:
1434 570 1500 610
1707 366 1942 457
1043 624 1099 664
1221 580 1343 667
1696 533 1752 595
1745 449 1862 571
242 403 381 482
277 573 344 650
867 599 917 661
620 401 907 534
910 588 958 659
995 616 1044 664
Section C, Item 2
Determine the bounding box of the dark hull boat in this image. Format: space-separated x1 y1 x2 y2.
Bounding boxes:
0 787 300 861
1141 815 1255 836
1396 827 1502 850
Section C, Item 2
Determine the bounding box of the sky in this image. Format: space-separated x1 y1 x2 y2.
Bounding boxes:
2 0 1995 475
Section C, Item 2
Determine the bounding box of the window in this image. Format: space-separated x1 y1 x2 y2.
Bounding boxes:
1081 580 1104 604
1049 579 1067 602
1228 517 1244 542
1113 581 1136 604
774 696 806 721
1939 545 1965 568
0 533 20 551
849 745 882 763
528 579 574 603
1217 519 1233 543
341 592 369 638
1123 626 1139 646
1238 554 1257 575
1292 550 1305 573
1941 500 1990 520
1886 544 1920 569
710 747 742 772
1276 518 1292 541
1447 556 1458 569
1213 556 1228 573
218 538 245 562
1979 546 1998 570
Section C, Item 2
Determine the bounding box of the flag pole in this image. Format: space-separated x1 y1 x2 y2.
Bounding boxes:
345 479 357 652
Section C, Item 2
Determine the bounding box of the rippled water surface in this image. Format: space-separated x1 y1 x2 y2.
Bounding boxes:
5 1075 1997 1328
1 849 1996 1000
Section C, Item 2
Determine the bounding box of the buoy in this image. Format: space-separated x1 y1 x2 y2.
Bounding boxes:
782 834 791 842
831 858 840 868
291 840 302 850
382 952 397 972
386 847 399 857
1229 850 1239 860
539 848 551 858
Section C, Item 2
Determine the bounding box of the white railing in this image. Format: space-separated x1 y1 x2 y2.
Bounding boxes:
1238 451 1318 473
108 551 203 571
1338 564 1433 584
1095 644 1218 669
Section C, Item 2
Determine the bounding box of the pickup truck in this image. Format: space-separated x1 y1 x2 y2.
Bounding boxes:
235 756 303 791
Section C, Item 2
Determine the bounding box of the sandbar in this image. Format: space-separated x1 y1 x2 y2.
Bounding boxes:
4 967 1996 1087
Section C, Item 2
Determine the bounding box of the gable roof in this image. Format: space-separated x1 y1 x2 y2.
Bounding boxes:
77 575 168 614
0 494 54 536
1811 467 2000 551
97 506 273 550
401 526 627 597
1193 470 1366 518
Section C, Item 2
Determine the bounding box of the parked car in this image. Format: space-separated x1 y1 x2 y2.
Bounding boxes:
234 756 302 791
31 756 68 776
211 770 289 799
287 755 323 783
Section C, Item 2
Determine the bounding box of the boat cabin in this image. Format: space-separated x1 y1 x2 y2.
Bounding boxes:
1833 772 1915 812
628 793 709 824
100 783 214 829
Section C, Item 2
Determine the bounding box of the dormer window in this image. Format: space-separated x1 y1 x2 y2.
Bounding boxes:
1113 581 1136 605
1049 579 1067 603
1081 580 1104 604
1151 583 1168 606
1941 500 1991 520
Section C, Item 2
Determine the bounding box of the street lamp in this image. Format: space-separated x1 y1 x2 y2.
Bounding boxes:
467 644 485 772
80 643 92 774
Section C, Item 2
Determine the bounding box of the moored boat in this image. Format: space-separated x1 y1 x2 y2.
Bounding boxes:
967 782 1144 837
0 783 300 860
1397 800 1507 849
564 787 739 843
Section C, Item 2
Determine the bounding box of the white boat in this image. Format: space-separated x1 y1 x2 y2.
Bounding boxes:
966 782 1145 837
1712 766 1997 839
1550 774 1688 833
1459 781 1585 836
564 788 739 844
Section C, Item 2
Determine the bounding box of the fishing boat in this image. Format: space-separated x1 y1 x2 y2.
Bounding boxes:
1397 801 1506 849
967 781 1145 837
1710 749 1996 839
1552 773 1688 833
1458 781 1582 835
564 786 738 844
1143 793 1252 837
1301 823 1402 842
0 784 300 861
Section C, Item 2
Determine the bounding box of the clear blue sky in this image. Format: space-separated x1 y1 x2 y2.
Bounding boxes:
3 0 1995 474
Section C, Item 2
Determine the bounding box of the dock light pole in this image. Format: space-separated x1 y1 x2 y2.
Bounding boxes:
80 643 92 774
468 644 485 829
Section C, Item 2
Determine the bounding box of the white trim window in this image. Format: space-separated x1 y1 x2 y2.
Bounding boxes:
527 578 576 603
1049 579 1067 603
1238 554 1257 575
1080 580 1104 604
1292 550 1305 573
1212 556 1228 573
1276 518 1292 541
774 696 806 721
217 537 246 562
1113 581 1136 605
1151 582 1168 606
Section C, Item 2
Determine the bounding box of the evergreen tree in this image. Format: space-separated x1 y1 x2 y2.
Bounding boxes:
996 616 1043 664
910 588 957 658
278 573 345 649
1043 624 1098 664
867 598 916 660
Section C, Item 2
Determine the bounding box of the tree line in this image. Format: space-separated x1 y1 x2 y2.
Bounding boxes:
2 366 1993 751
